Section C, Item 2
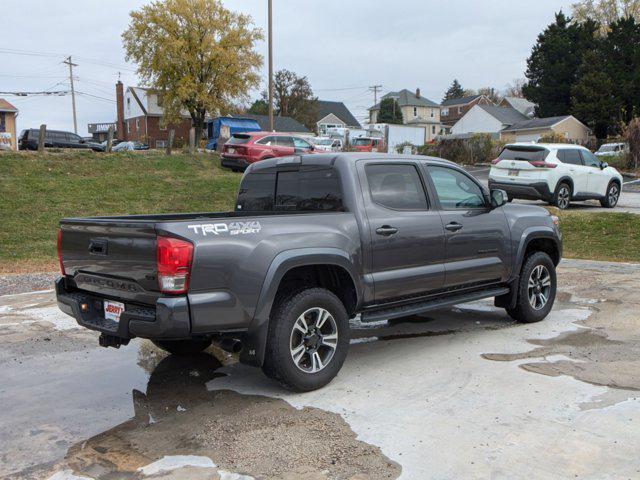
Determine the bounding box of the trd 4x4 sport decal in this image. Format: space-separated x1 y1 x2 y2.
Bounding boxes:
188 221 262 236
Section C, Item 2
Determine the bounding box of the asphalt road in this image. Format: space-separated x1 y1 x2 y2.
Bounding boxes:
466 166 640 213
2 259 640 480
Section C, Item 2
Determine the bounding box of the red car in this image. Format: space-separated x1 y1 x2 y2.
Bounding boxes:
221 132 316 171
352 137 385 153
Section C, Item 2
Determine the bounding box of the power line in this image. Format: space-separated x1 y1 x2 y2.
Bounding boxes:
63 56 79 134
315 85 370 92
369 85 383 105
0 48 137 72
0 90 69 96
76 91 116 103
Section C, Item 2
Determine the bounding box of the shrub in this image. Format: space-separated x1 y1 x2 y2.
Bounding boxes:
538 132 568 143
624 118 640 170
416 135 503 165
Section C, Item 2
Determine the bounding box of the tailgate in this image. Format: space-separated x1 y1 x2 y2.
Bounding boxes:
59 219 159 304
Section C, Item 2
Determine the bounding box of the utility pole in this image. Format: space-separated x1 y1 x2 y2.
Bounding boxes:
268 0 274 132
63 56 78 134
369 85 382 105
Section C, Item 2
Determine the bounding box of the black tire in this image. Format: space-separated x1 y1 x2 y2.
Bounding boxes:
262 288 350 392
152 338 212 356
600 181 620 208
552 182 571 210
506 251 557 323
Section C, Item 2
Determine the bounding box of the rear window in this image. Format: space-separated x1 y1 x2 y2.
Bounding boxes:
228 134 251 145
498 147 549 162
236 169 344 213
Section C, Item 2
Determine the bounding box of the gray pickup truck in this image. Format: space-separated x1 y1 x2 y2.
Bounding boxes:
56 153 561 391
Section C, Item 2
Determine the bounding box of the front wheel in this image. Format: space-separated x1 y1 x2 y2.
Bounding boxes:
506 251 557 323
600 181 620 208
262 288 350 391
152 338 212 356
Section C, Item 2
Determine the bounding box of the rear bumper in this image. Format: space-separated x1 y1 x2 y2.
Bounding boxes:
488 180 553 202
221 155 250 169
55 277 191 340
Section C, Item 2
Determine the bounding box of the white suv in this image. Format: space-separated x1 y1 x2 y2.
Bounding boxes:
488 143 623 209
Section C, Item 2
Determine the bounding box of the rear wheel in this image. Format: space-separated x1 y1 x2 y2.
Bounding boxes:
506 251 556 323
600 181 620 208
152 338 212 356
262 288 350 391
552 182 571 210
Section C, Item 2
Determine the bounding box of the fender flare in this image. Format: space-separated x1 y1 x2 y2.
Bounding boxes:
554 176 574 196
496 227 561 309
239 248 361 367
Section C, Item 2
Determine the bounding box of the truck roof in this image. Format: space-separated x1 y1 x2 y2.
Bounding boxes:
249 152 459 173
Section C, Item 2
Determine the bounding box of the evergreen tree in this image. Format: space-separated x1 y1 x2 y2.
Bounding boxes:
523 12 599 117
443 79 465 100
571 50 615 139
377 98 403 124
600 16 640 123
247 99 269 115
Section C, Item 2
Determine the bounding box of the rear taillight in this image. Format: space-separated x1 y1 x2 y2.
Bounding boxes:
491 158 501 165
156 236 194 294
530 161 557 168
57 229 65 276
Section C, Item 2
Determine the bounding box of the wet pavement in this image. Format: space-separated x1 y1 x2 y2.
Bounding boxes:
1 259 640 479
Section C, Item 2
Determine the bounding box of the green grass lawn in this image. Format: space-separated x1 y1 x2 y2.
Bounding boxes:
555 210 640 263
1 150 639 273
0 151 241 273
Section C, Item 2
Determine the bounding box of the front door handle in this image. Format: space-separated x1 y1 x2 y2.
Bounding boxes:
376 225 398 236
445 222 463 232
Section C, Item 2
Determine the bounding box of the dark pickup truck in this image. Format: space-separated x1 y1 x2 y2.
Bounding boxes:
56 153 562 391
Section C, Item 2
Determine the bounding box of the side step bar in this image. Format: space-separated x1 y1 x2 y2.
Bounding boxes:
361 287 510 323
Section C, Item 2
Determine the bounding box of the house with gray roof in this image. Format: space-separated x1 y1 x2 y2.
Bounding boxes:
369 88 444 141
239 114 310 133
451 104 529 136
501 115 590 143
499 96 537 118
440 94 493 127
314 100 361 134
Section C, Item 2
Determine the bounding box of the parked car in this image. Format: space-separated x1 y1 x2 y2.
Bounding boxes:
352 137 385 152
56 153 561 391
220 132 315 171
313 137 342 152
112 141 150 152
18 129 103 151
489 143 623 210
595 142 628 158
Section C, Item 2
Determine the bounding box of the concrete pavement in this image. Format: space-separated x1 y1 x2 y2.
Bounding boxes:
1 259 640 479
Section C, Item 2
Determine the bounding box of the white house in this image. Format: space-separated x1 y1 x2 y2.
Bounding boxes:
451 105 528 136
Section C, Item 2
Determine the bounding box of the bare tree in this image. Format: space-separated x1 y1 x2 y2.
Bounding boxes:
504 78 527 98
572 0 640 34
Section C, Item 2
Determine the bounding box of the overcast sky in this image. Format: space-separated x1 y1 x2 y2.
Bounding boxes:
2 0 575 135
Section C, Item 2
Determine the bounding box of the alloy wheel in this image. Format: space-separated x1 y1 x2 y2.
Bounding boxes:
289 307 338 373
557 186 570 209
608 184 619 206
528 265 551 311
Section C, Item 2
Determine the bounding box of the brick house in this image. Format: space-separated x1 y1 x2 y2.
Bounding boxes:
116 82 192 148
440 95 493 128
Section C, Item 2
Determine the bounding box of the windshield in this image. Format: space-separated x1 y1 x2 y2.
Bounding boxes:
597 144 618 152
353 138 372 146
498 146 549 162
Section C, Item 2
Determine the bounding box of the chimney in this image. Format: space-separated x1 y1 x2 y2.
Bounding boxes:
415 88 421 98
116 81 125 141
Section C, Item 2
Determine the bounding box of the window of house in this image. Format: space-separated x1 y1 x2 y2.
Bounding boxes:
432 126 436 134
127 121 130 134
430 109 434 118
159 121 167 131
442 108 449 116
365 164 428 211
156 140 166 149
458 106 462 114
135 119 140 131
126 97 130 112
413 107 417 117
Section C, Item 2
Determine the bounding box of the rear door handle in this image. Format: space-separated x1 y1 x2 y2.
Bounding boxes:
445 222 463 232
376 225 398 236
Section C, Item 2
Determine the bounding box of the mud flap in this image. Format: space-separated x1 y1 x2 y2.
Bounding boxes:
494 277 518 310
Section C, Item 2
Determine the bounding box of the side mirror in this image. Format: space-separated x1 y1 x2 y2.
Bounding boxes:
600 162 608 170
490 189 508 208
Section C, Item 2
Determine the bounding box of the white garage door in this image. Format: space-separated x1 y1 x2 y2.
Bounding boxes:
515 133 541 142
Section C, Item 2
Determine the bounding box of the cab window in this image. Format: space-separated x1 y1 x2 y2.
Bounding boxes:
427 166 486 209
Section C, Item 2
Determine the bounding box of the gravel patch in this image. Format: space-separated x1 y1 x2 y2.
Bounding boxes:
0 272 58 296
